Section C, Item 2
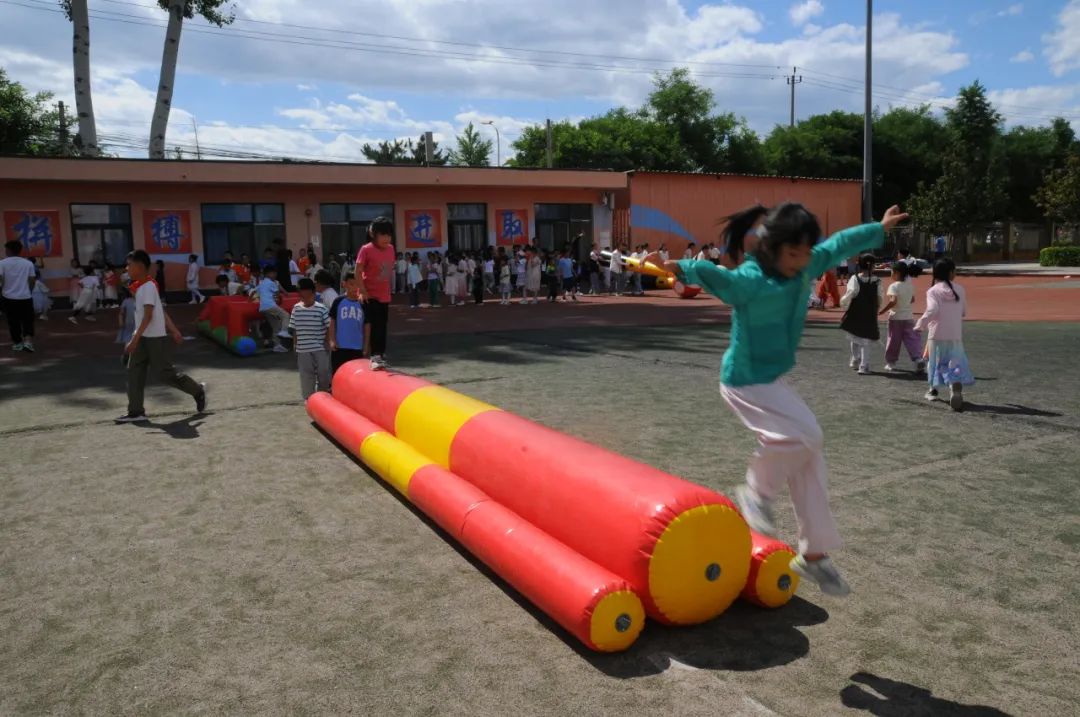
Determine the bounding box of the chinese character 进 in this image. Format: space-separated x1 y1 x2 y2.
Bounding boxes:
151 214 183 250
410 213 434 244
13 213 53 255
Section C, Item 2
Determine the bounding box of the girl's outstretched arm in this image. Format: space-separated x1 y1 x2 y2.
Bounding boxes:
644 252 756 304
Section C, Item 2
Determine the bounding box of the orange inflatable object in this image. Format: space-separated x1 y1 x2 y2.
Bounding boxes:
305 392 645 652
329 363 752 626
741 531 800 608
197 294 299 356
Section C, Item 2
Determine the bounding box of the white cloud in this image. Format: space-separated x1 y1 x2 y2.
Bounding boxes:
790 1 825 27
1010 50 1034 63
803 23 822 36
1045 0 1080 76
296 83 317 91
998 3 1023 17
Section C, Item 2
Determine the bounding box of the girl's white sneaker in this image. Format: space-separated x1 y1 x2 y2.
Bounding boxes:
790 555 851 597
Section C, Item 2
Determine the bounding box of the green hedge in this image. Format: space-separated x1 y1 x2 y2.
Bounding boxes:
1039 246 1080 267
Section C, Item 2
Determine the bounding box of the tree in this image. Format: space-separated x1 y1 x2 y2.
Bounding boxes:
411 133 447 166
910 82 1007 235
1035 154 1080 226
448 122 493 166
763 110 863 179
507 69 761 172
59 0 99 156
149 1 234 159
361 139 412 164
1002 125 1064 223
0 68 71 155
873 105 948 216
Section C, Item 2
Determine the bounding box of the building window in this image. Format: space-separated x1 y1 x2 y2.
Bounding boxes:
70 203 133 268
202 203 285 265
319 203 394 262
534 203 591 259
447 203 487 252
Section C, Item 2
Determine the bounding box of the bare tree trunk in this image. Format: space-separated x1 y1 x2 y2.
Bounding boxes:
69 0 98 156
149 1 184 159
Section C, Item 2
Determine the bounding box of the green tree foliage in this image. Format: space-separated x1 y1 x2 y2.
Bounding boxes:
763 110 863 179
448 122 493 167
508 69 760 172
361 135 447 165
872 105 949 217
0 68 74 156
1035 154 1080 225
909 82 1007 234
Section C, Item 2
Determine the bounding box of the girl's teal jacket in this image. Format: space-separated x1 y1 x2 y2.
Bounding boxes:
677 222 885 387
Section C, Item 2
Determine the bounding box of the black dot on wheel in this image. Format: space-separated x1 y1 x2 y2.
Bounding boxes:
778 574 792 591
705 563 721 581
615 614 632 632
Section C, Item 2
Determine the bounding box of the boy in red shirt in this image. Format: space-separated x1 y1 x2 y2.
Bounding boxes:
355 217 396 370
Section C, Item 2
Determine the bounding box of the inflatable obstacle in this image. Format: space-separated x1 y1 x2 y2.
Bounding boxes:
196 294 300 356
307 364 800 651
601 250 702 299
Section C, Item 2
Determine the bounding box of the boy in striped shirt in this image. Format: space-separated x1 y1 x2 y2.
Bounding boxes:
288 277 331 399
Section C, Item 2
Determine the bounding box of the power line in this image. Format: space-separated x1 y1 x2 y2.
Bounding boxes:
7 0 781 81
92 0 785 72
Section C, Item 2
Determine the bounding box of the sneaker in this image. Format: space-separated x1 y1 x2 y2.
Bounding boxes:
790 555 851 597
370 355 387 371
883 364 896 372
735 485 777 538
189 299 198 305
21 341 34 353
195 382 208 413
276 330 291 339
915 360 927 375
272 344 288 353
115 412 149 423
925 388 939 402
849 358 859 370
85 315 96 322
68 316 78 325
857 367 871 375
949 383 964 412
12 343 24 352
39 314 48 321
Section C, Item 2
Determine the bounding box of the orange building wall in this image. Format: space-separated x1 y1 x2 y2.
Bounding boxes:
0 180 605 293
623 173 863 256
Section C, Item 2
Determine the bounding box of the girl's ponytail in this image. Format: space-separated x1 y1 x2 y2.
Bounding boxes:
720 204 768 264
932 259 959 300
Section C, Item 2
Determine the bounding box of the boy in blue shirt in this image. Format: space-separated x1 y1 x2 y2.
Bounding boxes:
256 265 289 353
328 270 367 375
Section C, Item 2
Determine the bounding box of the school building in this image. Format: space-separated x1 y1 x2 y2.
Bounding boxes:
0 157 861 295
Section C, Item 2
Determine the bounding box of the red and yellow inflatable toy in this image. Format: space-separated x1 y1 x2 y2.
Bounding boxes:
307 364 800 651
196 294 300 356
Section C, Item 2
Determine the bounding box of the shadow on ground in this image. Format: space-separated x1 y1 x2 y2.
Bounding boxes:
841 672 1014 716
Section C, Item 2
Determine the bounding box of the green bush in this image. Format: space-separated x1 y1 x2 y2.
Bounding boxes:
1039 246 1080 266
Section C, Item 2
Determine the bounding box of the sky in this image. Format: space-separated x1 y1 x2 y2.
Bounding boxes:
1 0 1080 163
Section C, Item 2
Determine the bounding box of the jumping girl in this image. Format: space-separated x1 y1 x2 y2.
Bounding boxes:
646 203 909 597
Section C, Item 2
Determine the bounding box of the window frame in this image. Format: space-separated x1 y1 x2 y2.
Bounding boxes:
201 202 286 265
69 202 133 268
447 202 488 253
318 203 395 262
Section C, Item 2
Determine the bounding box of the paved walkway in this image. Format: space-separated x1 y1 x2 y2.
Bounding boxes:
958 262 1076 276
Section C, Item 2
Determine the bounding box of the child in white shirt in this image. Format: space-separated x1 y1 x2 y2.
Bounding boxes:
187 254 205 304
878 261 925 373
69 271 100 323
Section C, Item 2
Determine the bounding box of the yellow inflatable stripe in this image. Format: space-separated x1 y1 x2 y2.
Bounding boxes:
358 431 433 497
394 386 500 468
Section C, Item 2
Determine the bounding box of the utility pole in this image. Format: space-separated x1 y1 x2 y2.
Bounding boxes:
424 131 434 166
544 120 552 170
786 67 802 127
862 0 873 222
481 120 501 166
191 115 202 160
57 101 69 154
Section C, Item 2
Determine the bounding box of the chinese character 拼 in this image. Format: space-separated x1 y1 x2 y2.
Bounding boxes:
13 214 53 255
410 213 434 244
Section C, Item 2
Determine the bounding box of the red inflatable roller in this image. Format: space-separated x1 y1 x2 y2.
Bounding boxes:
330 366 752 626
306 392 645 651
741 531 800 608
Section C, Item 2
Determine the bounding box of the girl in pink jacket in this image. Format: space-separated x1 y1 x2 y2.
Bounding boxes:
915 259 974 411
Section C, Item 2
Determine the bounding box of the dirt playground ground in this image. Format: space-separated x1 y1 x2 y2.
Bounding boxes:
1 277 1078 716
